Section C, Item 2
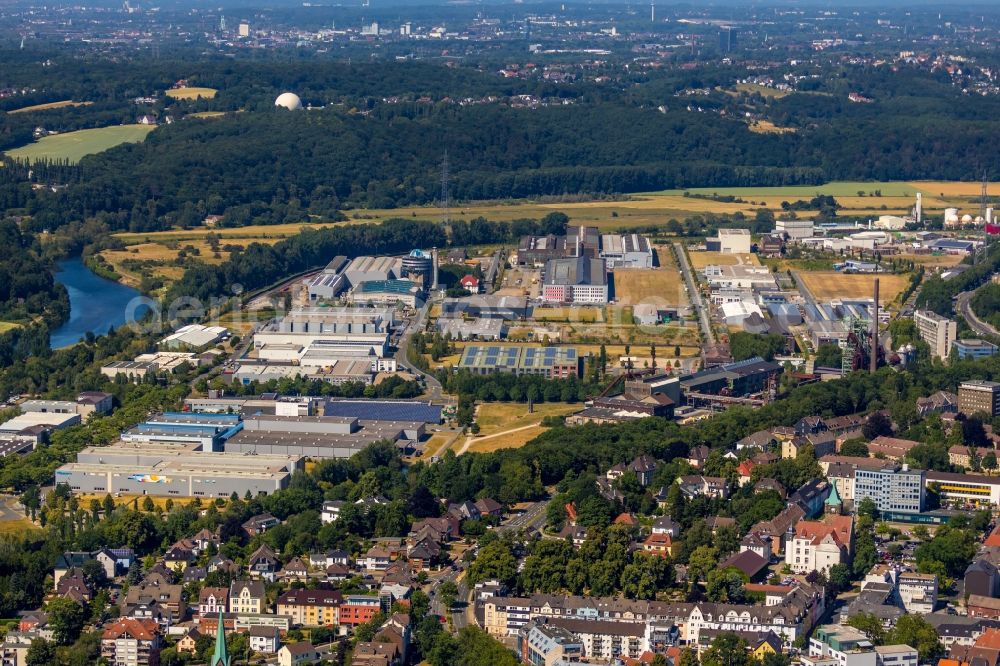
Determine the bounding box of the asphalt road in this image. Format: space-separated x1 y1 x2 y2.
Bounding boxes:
496 498 550 537
673 242 714 344
394 299 445 401
957 289 1000 338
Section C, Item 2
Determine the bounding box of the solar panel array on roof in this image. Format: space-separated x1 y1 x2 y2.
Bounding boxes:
322 400 441 424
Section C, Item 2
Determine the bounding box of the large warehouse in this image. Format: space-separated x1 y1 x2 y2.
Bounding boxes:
55 444 303 498
254 307 395 358
224 414 426 458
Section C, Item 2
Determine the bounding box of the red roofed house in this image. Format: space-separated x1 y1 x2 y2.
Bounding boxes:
101 618 162 666
459 275 481 293
642 532 674 558
737 459 757 486
785 515 853 575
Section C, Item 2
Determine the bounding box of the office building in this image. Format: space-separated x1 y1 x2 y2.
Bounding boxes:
914 310 957 360
542 257 608 304
352 280 423 308
519 620 584 665
853 465 926 514
719 27 738 53
959 380 1000 416
458 345 581 379
953 339 998 360
809 625 917 666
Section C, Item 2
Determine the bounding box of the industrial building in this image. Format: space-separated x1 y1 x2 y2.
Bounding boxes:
350 279 423 308
321 399 442 424
706 229 752 254
159 324 228 350
435 318 505 341
306 273 348 302
599 234 654 268
254 308 394 358
342 256 402 285
458 345 582 379
853 465 926 514
55 443 302 497
679 357 782 397
224 414 425 458
0 411 82 453
440 295 531 321
516 226 600 266
184 396 443 426
120 413 244 451
958 380 1000 416
914 310 957 360
701 265 778 290
541 257 608 304
774 218 816 239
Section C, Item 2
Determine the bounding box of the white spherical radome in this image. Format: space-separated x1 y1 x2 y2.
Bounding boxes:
274 92 302 110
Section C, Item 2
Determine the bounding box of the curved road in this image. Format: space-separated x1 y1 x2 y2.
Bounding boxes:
957 290 1000 338
395 299 445 401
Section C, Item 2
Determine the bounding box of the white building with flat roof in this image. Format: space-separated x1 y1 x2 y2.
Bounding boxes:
709 229 752 254
914 309 957 360
775 219 815 240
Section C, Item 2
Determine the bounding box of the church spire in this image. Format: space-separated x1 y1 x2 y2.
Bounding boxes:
210 610 230 666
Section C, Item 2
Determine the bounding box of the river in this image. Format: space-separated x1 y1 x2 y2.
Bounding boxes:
50 258 149 348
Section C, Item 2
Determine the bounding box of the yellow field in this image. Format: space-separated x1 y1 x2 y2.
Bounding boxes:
78 493 220 510
898 253 964 268
475 402 580 436
466 425 550 453
113 221 357 244
188 111 227 119
613 268 688 306
0 322 20 333
165 87 217 100
7 100 92 114
797 272 910 302
915 181 1000 197
687 251 760 270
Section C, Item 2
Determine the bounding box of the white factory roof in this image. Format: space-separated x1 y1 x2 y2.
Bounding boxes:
0 411 80 432
160 324 228 348
717 228 751 237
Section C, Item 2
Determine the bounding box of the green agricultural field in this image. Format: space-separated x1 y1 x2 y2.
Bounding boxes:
4 124 156 164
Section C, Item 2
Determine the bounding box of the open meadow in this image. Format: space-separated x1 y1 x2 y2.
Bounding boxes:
687 251 761 270
7 100 92 114
165 87 217 100
797 272 911 302
4 124 155 164
613 268 688 306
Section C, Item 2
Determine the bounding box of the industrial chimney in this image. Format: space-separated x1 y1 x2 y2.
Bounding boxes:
870 278 879 373
916 193 922 225
431 247 439 291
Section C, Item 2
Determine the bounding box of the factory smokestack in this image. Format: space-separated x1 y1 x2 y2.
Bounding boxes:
870 278 879 373
431 247 439 291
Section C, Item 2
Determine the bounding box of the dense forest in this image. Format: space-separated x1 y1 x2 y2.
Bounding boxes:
1 52 999 234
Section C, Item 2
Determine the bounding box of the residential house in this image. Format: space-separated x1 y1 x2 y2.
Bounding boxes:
868 436 920 461
651 516 681 537
163 546 194 572
248 544 280 582
280 557 310 583
916 391 958 417
208 555 239 575
720 551 770 582
755 479 787 498
176 627 200 655
474 498 503 518
242 514 281 537
101 618 162 666
740 533 771 561
277 589 342 627
279 642 319 666
362 547 393 572
321 500 345 524
642 533 674 558
736 430 778 452
688 446 711 469
340 595 382 627
230 580 267 615
676 475 729 499
122 580 185 623
966 560 1000 598
198 587 229 617
249 625 282 654
737 460 757 486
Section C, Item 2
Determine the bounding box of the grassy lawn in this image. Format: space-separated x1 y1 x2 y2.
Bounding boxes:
0 518 40 535
112 220 359 244
7 100 92 114
475 402 580 436
652 181 921 198
5 124 155 164
687 251 760 270
165 87 217 100
748 120 797 134
613 268 688 306
187 111 227 119
466 425 551 454
797 271 911 302
732 83 792 99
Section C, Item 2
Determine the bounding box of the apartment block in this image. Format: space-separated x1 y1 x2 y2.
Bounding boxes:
914 310 957 360
959 380 1000 417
